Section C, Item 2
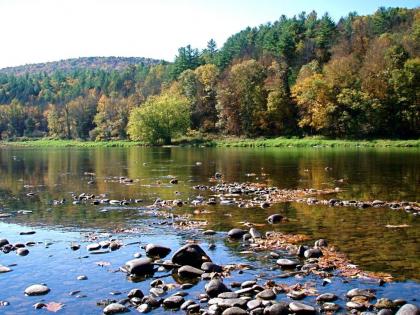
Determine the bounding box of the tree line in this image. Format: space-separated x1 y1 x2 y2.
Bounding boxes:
0 7 419 143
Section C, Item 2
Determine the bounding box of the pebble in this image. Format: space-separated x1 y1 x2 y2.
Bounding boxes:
86 243 101 251
256 289 276 300
289 301 316 314
77 275 88 280
0 265 11 273
205 278 229 297
222 306 247 315
24 284 50 296
264 302 289 315
163 295 184 309
316 293 337 302
276 259 299 268
137 303 151 313
396 304 420 315
228 228 247 239
16 248 29 256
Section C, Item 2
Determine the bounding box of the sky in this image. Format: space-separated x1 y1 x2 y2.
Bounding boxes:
0 0 418 69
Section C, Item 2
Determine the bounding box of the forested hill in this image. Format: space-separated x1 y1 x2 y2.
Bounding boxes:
0 7 419 141
0 56 163 76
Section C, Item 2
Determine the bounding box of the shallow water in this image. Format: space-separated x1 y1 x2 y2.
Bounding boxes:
0 146 419 314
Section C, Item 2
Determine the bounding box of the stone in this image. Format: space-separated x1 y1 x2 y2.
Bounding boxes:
264 302 289 315
321 303 340 312
219 298 248 309
304 248 323 258
0 239 9 247
122 258 154 275
375 298 396 310
228 228 247 239
378 310 394 315
247 299 262 310
256 289 276 300
287 291 306 300
347 301 366 310
346 288 376 299
16 248 29 256
149 287 165 297
267 214 283 224
163 295 184 309
276 259 299 268
201 262 223 273
222 307 247 315
241 280 256 288
0 265 11 273
103 303 128 314
396 304 420 315
77 275 88 280
172 244 211 268
24 284 50 296
249 228 262 239
145 244 171 258
316 293 337 302
137 303 151 313
289 302 316 314
181 299 196 310
203 230 216 235
177 265 204 277
86 243 101 251
128 289 144 299
205 278 229 297
314 239 328 247
218 292 239 299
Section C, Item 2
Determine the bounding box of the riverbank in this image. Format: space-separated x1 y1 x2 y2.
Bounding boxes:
1 137 420 148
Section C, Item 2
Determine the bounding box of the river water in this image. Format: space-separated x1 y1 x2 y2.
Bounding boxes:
0 146 419 314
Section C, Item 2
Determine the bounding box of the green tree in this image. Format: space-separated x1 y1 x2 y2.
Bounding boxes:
127 90 190 144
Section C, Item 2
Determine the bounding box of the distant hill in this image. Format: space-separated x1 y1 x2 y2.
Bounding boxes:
0 56 164 75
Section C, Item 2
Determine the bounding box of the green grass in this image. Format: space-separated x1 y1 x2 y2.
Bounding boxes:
0 139 145 148
1 136 419 148
212 137 420 148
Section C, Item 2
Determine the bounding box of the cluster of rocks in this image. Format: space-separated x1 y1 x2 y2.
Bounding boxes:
0 235 37 256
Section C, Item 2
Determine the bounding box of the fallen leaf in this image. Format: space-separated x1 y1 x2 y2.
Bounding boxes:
45 302 64 312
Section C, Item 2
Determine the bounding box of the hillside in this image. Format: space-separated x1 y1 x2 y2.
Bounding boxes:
0 56 163 76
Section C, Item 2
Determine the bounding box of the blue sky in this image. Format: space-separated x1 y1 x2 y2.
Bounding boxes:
0 0 418 68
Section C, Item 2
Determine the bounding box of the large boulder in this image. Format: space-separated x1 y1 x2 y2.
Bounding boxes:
396 304 420 315
172 244 211 268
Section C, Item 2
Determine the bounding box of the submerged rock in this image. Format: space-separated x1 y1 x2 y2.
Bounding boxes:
103 303 128 314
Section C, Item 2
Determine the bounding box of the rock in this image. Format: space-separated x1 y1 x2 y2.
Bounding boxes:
137 303 151 313
149 288 165 297
346 288 376 299
228 228 247 239
163 295 184 309
203 230 216 235
19 231 36 235
181 299 196 310
222 307 247 315
219 292 239 299
201 262 223 273
276 259 299 268
142 296 161 308
128 289 144 299
247 299 262 310
314 239 328 247
145 244 171 258
0 265 11 273
241 280 256 288
347 301 366 310
77 275 88 280
396 304 420 315
172 244 211 268
103 303 128 314
251 307 265 315
321 303 340 312
316 293 337 302
178 265 204 277
16 248 29 256
219 298 248 309
0 239 9 247
70 244 80 250
256 289 276 300
394 300 407 307
86 243 101 251
304 248 323 258
289 302 316 314
205 278 229 297
122 258 154 275
267 214 283 224
249 228 262 239
24 284 50 296
287 291 307 300
264 302 289 315
375 298 396 310
378 310 394 315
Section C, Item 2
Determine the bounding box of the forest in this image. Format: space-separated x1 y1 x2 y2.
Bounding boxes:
0 7 419 143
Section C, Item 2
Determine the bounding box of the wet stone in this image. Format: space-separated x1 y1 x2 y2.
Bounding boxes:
346 288 376 299
247 299 262 310
256 289 276 300
289 301 316 314
128 289 144 299
375 298 396 310
172 244 211 268
316 293 337 302
228 228 247 239
218 298 248 309
149 288 165 297
24 284 50 296
77 275 88 280
241 280 256 288
0 265 11 273
222 306 247 315
287 291 307 300
0 239 9 247
304 248 323 258
178 265 205 277
396 304 420 315
276 259 299 268
267 214 283 224
378 309 394 315
16 248 29 256
86 243 101 251
202 262 223 273
218 292 239 299
103 303 128 314
181 299 196 310
321 302 340 312
264 302 289 315
122 258 154 275
205 278 229 297
145 244 171 258
347 301 366 310
163 295 184 309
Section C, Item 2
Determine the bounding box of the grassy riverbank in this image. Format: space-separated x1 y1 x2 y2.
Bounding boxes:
1 137 420 148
